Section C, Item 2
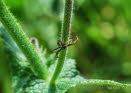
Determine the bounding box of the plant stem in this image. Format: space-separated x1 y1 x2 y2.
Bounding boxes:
0 0 49 80
50 0 73 84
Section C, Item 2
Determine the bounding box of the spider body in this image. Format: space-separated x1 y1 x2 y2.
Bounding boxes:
53 36 78 57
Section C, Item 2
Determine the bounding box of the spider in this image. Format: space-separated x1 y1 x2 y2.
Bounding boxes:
53 36 78 58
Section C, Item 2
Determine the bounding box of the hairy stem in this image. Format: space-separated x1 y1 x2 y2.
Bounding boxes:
0 0 49 80
50 0 73 84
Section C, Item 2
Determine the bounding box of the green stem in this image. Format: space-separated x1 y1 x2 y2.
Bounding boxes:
0 0 49 80
50 0 73 84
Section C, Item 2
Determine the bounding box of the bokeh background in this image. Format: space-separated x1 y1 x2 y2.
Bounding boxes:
0 0 131 93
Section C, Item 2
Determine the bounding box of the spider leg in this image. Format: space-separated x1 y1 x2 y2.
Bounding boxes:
55 48 62 58
53 47 61 52
66 39 72 44
72 36 78 44
66 36 79 47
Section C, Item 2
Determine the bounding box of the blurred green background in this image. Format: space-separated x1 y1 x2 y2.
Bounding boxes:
0 0 131 93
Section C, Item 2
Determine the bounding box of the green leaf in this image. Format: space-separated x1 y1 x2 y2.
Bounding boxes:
58 59 79 78
14 59 131 93
20 75 131 93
